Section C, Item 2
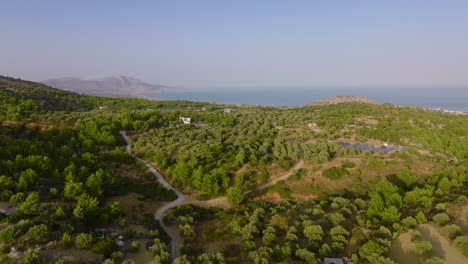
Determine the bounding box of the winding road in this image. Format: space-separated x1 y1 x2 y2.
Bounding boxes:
120 131 304 261
121 131 187 259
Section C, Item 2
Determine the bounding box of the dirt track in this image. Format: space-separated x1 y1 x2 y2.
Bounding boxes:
121 130 305 262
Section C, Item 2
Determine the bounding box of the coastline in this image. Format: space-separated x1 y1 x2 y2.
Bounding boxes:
137 92 467 114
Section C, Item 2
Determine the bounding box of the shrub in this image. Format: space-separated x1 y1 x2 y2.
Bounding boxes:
453 236 468 256
425 257 445 264
322 166 348 180
91 237 118 257
0 244 10 257
25 224 48 243
401 217 418 229
341 160 355 168
75 233 93 248
0 226 18 243
367 157 386 168
295 248 315 263
433 213 450 226
19 248 42 264
226 187 245 207
409 230 421 241
415 211 427 224
442 224 461 239
131 241 140 252
59 232 72 249
413 240 432 256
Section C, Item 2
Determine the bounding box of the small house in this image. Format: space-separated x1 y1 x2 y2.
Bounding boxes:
179 116 191 124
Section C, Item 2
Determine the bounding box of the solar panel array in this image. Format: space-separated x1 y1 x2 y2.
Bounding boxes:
383 145 399 153
335 142 406 153
371 146 386 153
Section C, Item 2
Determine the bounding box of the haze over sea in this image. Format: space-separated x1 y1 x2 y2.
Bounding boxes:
143 87 468 112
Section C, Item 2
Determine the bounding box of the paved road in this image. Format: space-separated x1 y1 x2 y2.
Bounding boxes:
121 131 186 260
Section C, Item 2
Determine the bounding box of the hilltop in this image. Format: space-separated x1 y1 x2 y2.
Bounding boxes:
42 75 176 98
0 75 94 111
307 95 379 106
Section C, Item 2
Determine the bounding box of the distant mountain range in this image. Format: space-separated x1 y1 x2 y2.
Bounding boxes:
307 95 379 106
42 75 176 97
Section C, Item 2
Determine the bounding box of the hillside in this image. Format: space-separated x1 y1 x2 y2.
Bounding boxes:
0 76 467 264
0 76 94 112
307 95 379 106
42 75 175 98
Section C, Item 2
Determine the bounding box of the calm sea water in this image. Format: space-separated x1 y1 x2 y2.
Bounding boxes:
142 87 468 112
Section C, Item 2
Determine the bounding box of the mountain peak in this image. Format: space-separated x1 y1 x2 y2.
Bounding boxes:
41 75 173 98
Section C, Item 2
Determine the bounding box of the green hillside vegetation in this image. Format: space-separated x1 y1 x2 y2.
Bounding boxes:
0 76 467 264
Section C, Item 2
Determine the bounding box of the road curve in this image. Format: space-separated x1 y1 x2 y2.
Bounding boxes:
121 130 305 260
120 131 186 260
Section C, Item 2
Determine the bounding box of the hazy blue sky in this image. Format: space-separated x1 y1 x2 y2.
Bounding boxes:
1 0 468 88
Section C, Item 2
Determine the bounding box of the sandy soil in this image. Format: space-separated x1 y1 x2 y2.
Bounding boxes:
127 238 154 264
390 224 468 264
447 202 468 233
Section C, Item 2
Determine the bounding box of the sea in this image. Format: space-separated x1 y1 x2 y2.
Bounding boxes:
142 87 468 112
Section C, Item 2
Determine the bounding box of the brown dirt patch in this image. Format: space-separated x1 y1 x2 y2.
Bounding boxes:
447 201 468 233
390 224 468 264
108 193 164 225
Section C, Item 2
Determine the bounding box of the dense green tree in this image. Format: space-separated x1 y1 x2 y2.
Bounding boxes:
433 213 450 226
73 193 99 220
25 224 48 243
59 232 72 248
0 226 18 243
303 224 323 242
0 175 13 190
16 168 39 191
19 247 42 264
19 192 40 215
75 233 93 249
226 187 245 207
295 248 315 263
453 236 468 256
395 167 417 188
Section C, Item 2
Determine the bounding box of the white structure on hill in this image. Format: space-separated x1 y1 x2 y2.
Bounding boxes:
224 108 233 114
179 117 191 124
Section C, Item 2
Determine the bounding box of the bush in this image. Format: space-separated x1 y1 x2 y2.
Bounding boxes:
415 211 427 224
0 226 18 243
409 230 421 241
0 244 10 257
401 217 418 229
425 257 445 264
75 233 93 249
413 240 432 256
341 160 355 168
131 241 140 252
442 224 461 239
19 248 42 264
25 224 48 243
91 237 118 257
453 236 468 256
59 232 72 249
295 248 315 263
367 157 387 168
433 213 450 226
322 166 348 180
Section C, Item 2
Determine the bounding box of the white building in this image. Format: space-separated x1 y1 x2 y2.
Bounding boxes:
179 116 191 124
